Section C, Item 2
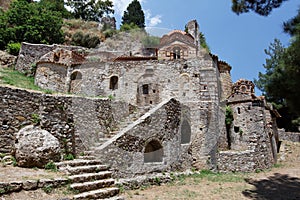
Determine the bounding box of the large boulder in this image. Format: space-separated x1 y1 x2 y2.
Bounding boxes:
15 125 61 168
0 50 16 68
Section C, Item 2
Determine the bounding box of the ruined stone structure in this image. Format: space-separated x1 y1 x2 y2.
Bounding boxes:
1 20 280 177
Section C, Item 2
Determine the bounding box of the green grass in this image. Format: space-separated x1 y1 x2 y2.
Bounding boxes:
0 67 42 90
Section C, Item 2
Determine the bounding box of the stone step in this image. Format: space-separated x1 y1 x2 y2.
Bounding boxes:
69 171 112 183
103 196 125 200
70 178 115 193
56 159 102 168
63 164 108 175
73 187 119 200
77 155 96 160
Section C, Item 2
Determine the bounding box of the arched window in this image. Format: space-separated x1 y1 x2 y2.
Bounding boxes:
144 139 163 163
109 76 118 90
70 71 82 80
181 119 191 144
173 47 181 59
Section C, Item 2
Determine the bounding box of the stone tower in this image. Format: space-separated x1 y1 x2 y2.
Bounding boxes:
186 20 200 50
218 61 233 100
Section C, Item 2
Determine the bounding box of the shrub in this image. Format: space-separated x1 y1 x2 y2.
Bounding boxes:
64 153 75 160
6 42 21 56
44 161 57 172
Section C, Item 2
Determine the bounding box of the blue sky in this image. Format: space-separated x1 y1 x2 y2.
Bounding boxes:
111 0 299 94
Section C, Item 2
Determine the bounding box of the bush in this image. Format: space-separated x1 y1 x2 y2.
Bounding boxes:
6 43 21 56
44 161 57 172
71 31 100 48
64 153 75 160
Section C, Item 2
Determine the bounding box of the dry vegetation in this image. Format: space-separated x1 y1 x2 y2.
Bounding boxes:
62 19 105 45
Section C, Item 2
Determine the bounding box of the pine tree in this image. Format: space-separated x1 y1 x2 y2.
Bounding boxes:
121 0 145 29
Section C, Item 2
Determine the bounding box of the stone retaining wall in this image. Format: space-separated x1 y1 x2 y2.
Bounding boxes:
0 177 68 195
0 85 128 155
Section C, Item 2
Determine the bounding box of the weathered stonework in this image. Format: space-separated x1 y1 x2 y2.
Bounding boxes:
0 85 128 157
1 20 282 177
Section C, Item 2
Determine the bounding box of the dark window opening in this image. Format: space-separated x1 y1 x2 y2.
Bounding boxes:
153 90 156 93
54 54 59 62
248 105 251 110
234 126 240 133
237 107 241 114
143 84 149 94
183 64 188 69
181 119 191 144
109 76 118 90
2 120 8 125
144 140 163 163
70 71 82 80
150 101 152 104
173 47 181 59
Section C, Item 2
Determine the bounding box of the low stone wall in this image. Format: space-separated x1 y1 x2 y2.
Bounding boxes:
217 150 257 172
279 131 300 142
0 85 128 156
0 177 68 195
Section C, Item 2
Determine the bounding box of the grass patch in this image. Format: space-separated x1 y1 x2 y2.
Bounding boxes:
0 68 41 90
189 170 245 183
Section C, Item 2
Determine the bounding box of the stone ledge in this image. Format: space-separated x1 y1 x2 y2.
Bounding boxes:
0 177 69 194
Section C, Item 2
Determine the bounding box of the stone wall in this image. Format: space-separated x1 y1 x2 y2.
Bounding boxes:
16 42 87 75
0 85 128 155
279 131 300 142
94 99 194 178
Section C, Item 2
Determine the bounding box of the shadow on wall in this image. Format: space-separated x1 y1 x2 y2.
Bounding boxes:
242 173 300 200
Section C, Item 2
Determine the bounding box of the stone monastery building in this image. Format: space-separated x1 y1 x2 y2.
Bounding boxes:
7 20 280 177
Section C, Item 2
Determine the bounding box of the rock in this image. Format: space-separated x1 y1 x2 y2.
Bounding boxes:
23 180 38 190
0 50 17 68
2 155 14 165
15 125 61 168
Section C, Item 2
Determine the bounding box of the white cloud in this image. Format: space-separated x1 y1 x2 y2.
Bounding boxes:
144 9 162 27
148 15 162 27
111 0 162 27
112 0 145 16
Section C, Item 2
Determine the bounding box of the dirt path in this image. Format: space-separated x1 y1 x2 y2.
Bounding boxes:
0 140 299 200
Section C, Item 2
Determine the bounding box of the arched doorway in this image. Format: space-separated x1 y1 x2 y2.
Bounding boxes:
144 139 163 163
70 71 82 93
109 76 118 90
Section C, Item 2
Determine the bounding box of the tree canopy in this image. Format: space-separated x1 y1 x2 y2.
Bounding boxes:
255 9 300 130
66 0 114 22
121 0 145 29
0 0 64 49
231 0 288 16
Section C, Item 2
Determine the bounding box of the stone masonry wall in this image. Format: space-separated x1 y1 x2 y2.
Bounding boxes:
217 101 275 172
94 99 193 178
16 42 87 75
0 85 128 155
279 130 300 142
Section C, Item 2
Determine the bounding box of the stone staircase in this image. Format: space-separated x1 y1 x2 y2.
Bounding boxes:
90 107 146 148
56 159 123 200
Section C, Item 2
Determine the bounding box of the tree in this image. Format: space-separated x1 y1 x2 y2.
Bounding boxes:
39 0 71 18
66 0 114 22
255 8 300 130
121 0 145 29
231 0 288 16
0 0 64 49
283 8 300 36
